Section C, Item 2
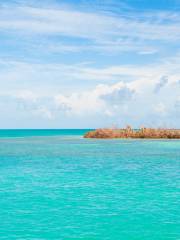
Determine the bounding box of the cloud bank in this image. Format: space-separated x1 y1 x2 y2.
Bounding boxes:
0 1 180 128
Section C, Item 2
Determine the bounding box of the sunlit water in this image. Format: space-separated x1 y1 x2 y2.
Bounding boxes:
0 130 179 239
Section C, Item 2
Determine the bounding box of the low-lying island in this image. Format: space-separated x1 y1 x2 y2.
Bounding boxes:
84 126 180 139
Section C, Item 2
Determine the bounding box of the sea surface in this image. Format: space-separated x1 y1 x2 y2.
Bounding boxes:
0 129 179 240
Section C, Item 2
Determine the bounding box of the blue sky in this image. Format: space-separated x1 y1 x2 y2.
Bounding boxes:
0 0 180 128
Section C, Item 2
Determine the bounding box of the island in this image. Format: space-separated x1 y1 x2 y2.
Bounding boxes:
84 126 180 139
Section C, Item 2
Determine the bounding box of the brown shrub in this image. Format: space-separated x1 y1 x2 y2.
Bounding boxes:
84 126 180 139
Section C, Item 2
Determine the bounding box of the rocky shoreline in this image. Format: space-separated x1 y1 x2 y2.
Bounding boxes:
84 126 180 139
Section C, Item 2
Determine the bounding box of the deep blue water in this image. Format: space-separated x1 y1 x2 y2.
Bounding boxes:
0 130 179 239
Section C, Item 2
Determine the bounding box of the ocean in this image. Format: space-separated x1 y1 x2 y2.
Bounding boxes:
0 130 179 239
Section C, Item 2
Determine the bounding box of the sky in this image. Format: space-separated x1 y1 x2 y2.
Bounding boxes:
0 0 180 128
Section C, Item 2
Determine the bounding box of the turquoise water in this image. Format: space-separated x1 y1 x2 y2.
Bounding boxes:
0 130 179 240
0 129 90 138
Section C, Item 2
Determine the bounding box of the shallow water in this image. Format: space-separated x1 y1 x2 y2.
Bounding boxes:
0 130 179 239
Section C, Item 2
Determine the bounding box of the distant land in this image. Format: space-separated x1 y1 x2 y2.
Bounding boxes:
84 126 180 139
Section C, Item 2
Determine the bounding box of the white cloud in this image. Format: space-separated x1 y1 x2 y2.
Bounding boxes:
0 50 180 127
0 70 179 127
100 83 134 104
33 106 53 119
0 4 180 54
154 76 168 93
0 1 180 128
154 102 166 114
15 90 37 102
54 82 134 115
1 52 180 91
